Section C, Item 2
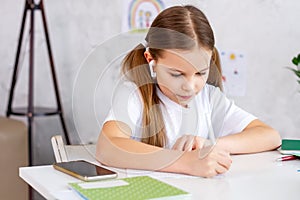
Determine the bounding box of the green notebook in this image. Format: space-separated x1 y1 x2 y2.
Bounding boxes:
69 176 191 200
278 139 300 155
281 139 300 150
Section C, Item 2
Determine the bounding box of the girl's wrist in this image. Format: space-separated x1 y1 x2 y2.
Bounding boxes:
163 150 191 175
215 138 231 153
174 151 193 175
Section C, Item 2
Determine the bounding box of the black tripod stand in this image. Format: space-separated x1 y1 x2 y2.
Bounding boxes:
6 0 71 166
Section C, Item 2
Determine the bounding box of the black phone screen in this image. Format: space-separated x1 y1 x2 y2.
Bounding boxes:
54 160 116 177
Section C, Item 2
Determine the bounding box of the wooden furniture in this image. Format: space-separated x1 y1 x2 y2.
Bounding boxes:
0 117 28 200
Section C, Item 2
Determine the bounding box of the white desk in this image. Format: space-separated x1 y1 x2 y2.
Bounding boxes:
20 151 300 200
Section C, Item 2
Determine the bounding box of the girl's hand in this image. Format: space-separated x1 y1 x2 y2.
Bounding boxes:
182 145 232 178
172 135 206 151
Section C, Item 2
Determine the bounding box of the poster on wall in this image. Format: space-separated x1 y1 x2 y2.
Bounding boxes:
220 50 247 96
122 0 175 33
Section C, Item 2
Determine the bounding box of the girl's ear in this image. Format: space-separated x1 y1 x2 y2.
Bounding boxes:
144 49 156 78
144 50 153 63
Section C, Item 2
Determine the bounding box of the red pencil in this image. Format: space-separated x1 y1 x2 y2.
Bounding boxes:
276 155 298 161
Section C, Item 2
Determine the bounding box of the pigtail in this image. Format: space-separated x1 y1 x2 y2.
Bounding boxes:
122 44 167 147
207 47 223 91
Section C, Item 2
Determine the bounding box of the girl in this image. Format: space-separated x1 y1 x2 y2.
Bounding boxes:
96 5 281 178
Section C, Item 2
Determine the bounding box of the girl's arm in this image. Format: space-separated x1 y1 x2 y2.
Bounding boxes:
217 119 281 154
96 120 232 178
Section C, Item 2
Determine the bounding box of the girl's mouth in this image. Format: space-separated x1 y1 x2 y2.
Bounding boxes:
177 94 193 101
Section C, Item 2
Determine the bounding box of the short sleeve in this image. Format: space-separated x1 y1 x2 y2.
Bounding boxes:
209 86 257 137
102 81 143 135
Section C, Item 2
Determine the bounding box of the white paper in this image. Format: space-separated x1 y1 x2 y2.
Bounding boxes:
126 169 198 179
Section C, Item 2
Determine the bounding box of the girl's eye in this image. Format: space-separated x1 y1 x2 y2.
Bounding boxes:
196 72 207 76
171 73 182 77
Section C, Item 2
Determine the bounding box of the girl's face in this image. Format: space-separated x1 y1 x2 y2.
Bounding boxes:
155 47 212 107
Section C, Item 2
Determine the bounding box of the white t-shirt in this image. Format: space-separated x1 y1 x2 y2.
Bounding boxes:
104 81 256 149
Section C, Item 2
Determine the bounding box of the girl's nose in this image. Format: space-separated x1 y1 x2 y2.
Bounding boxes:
181 77 195 92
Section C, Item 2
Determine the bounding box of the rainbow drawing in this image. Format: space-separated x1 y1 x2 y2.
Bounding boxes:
128 0 165 31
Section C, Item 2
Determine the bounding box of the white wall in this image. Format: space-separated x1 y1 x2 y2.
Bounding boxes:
1 0 300 165
199 0 300 139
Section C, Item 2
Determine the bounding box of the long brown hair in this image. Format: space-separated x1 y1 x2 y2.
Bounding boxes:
122 5 215 147
207 47 223 91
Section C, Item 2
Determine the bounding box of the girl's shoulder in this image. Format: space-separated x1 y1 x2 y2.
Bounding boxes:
120 80 139 91
114 81 140 96
116 80 143 105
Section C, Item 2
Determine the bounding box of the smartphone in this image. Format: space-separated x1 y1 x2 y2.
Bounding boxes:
53 160 117 181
